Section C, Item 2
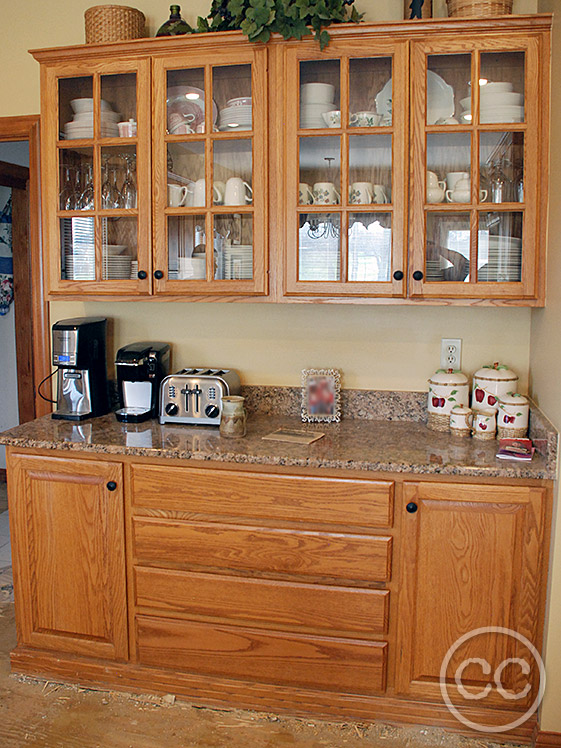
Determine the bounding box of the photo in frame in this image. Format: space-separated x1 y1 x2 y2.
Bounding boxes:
301 368 342 423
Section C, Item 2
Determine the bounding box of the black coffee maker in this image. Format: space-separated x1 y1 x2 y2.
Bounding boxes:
115 342 171 423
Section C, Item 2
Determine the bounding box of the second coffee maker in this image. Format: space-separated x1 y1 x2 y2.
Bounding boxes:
115 342 171 423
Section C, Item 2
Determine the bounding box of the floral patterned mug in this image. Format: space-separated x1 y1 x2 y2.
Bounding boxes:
313 182 340 205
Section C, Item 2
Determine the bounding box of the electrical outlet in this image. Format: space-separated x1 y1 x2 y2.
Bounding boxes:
440 338 462 370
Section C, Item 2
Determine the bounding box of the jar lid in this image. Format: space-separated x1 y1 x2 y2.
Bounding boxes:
474 362 518 382
451 405 471 414
428 368 469 386
498 392 529 406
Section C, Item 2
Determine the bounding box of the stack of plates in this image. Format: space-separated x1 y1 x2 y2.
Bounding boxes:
102 252 132 280
300 83 335 129
485 236 522 282
425 259 444 282
130 260 138 280
64 98 120 139
65 245 95 280
222 245 253 280
218 97 252 131
459 83 524 124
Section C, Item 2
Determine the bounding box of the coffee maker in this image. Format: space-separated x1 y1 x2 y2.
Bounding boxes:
52 317 110 421
115 342 171 423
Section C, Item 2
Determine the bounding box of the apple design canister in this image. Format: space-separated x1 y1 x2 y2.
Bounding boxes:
473 408 497 440
472 363 518 412
427 369 470 432
497 393 529 439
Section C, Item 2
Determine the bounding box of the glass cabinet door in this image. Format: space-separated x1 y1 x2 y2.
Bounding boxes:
45 60 151 293
152 49 267 295
284 39 408 298
410 36 541 300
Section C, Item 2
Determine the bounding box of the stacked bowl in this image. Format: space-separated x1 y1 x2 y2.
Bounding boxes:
459 82 524 124
218 97 252 131
65 98 120 139
300 83 336 129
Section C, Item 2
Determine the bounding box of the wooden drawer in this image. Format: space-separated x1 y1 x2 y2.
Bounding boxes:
136 615 387 695
131 465 394 528
135 566 389 636
133 517 392 582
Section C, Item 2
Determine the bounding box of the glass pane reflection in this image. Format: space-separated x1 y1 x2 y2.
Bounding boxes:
426 213 470 282
348 214 391 282
298 213 341 281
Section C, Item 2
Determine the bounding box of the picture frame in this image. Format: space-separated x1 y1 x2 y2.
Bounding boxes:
301 368 341 423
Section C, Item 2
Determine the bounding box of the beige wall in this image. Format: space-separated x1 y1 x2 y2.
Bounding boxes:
0 0 557 732
532 0 561 734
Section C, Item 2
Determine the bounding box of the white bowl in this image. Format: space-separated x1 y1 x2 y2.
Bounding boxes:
73 111 121 122
300 83 335 104
70 98 113 114
481 92 523 107
478 82 514 94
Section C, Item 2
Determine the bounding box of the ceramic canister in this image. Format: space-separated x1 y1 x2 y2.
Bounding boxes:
427 369 470 430
473 408 497 439
449 405 473 436
497 392 530 437
472 363 519 412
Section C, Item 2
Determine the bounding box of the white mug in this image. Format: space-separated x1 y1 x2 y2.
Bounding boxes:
213 181 226 205
313 182 340 205
191 179 222 208
349 182 373 205
168 183 188 207
299 182 313 205
372 184 388 204
224 177 253 206
450 406 473 432
473 408 497 438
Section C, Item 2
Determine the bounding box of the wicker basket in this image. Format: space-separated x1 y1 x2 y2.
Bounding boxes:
497 426 528 439
450 426 471 438
446 0 513 17
85 5 145 44
473 429 496 440
427 412 450 433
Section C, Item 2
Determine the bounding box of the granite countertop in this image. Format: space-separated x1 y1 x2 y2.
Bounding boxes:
0 405 556 480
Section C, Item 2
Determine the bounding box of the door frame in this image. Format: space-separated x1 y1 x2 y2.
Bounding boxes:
0 116 50 418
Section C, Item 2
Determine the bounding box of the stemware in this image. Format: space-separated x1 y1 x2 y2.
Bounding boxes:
121 155 137 209
78 163 94 210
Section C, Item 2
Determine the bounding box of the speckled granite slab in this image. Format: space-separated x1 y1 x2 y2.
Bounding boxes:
0 409 555 480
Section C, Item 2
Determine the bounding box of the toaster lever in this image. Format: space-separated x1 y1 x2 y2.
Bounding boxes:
192 384 202 414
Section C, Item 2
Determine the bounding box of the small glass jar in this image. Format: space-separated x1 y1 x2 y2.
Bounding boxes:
220 396 247 438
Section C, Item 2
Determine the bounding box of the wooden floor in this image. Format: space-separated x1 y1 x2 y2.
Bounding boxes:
0 603 531 748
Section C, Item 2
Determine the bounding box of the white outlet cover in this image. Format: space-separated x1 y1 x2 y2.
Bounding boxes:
440 338 462 370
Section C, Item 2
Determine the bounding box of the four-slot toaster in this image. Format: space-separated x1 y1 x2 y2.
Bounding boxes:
159 368 241 425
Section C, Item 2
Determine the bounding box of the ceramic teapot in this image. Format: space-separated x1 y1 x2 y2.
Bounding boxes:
427 171 446 203
472 363 519 412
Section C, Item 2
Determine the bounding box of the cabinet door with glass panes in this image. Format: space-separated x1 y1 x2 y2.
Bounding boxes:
282 39 408 298
409 34 547 301
42 58 151 294
152 46 267 295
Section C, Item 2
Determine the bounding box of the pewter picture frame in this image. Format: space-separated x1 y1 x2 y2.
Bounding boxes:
301 368 341 423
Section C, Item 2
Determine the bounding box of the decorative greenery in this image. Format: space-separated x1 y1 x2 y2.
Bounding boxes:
196 0 363 50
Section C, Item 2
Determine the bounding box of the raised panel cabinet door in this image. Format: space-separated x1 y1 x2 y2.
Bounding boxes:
7 452 128 660
396 481 547 712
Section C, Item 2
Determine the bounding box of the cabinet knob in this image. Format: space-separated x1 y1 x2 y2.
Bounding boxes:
406 501 418 514
393 270 404 281
137 270 147 280
106 481 117 491
412 270 424 281
154 270 164 280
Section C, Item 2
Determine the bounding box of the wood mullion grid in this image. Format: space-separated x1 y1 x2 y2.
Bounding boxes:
340 56 349 284
205 63 214 284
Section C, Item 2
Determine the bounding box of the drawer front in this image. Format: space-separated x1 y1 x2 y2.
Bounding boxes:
131 465 394 528
135 566 389 636
133 518 392 582
136 615 387 695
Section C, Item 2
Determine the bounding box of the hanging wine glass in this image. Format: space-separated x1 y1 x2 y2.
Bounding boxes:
121 155 137 209
59 165 74 210
108 165 123 209
101 155 112 209
78 162 94 210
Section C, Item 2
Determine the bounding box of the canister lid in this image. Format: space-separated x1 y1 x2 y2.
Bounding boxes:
498 392 529 407
473 362 518 382
428 368 469 386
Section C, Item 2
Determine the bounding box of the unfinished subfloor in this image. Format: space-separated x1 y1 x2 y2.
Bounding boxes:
0 603 532 748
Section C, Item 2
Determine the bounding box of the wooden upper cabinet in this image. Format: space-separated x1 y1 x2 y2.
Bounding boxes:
408 31 549 302
40 57 152 296
152 46 268 296
280 38 409 298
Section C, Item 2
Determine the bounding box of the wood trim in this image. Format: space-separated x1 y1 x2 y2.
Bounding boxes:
0 116 49 419
536 732 561 747
9 646 539 742
0 160 28 190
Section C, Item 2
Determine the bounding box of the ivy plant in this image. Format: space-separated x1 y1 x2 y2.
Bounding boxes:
196 0 363 50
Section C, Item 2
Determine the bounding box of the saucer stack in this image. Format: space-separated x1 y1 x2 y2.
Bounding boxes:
223 245 253 280
485 236 522 282
218 97 252 131
300 83 336 129
425 259 444 282
102 245 131 279
64 98 120 139
459 83 524 124
65 245 95 280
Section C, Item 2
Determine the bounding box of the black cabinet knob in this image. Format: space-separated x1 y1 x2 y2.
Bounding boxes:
137 270 147 280
393 270 404 281
406 501 418 514
106 481 117 492
412 270 424 281
154 270 164 280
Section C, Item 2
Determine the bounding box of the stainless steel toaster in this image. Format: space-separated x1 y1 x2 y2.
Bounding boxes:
159 368 241 425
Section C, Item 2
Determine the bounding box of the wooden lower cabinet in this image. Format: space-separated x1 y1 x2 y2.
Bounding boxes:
5 451 552 739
